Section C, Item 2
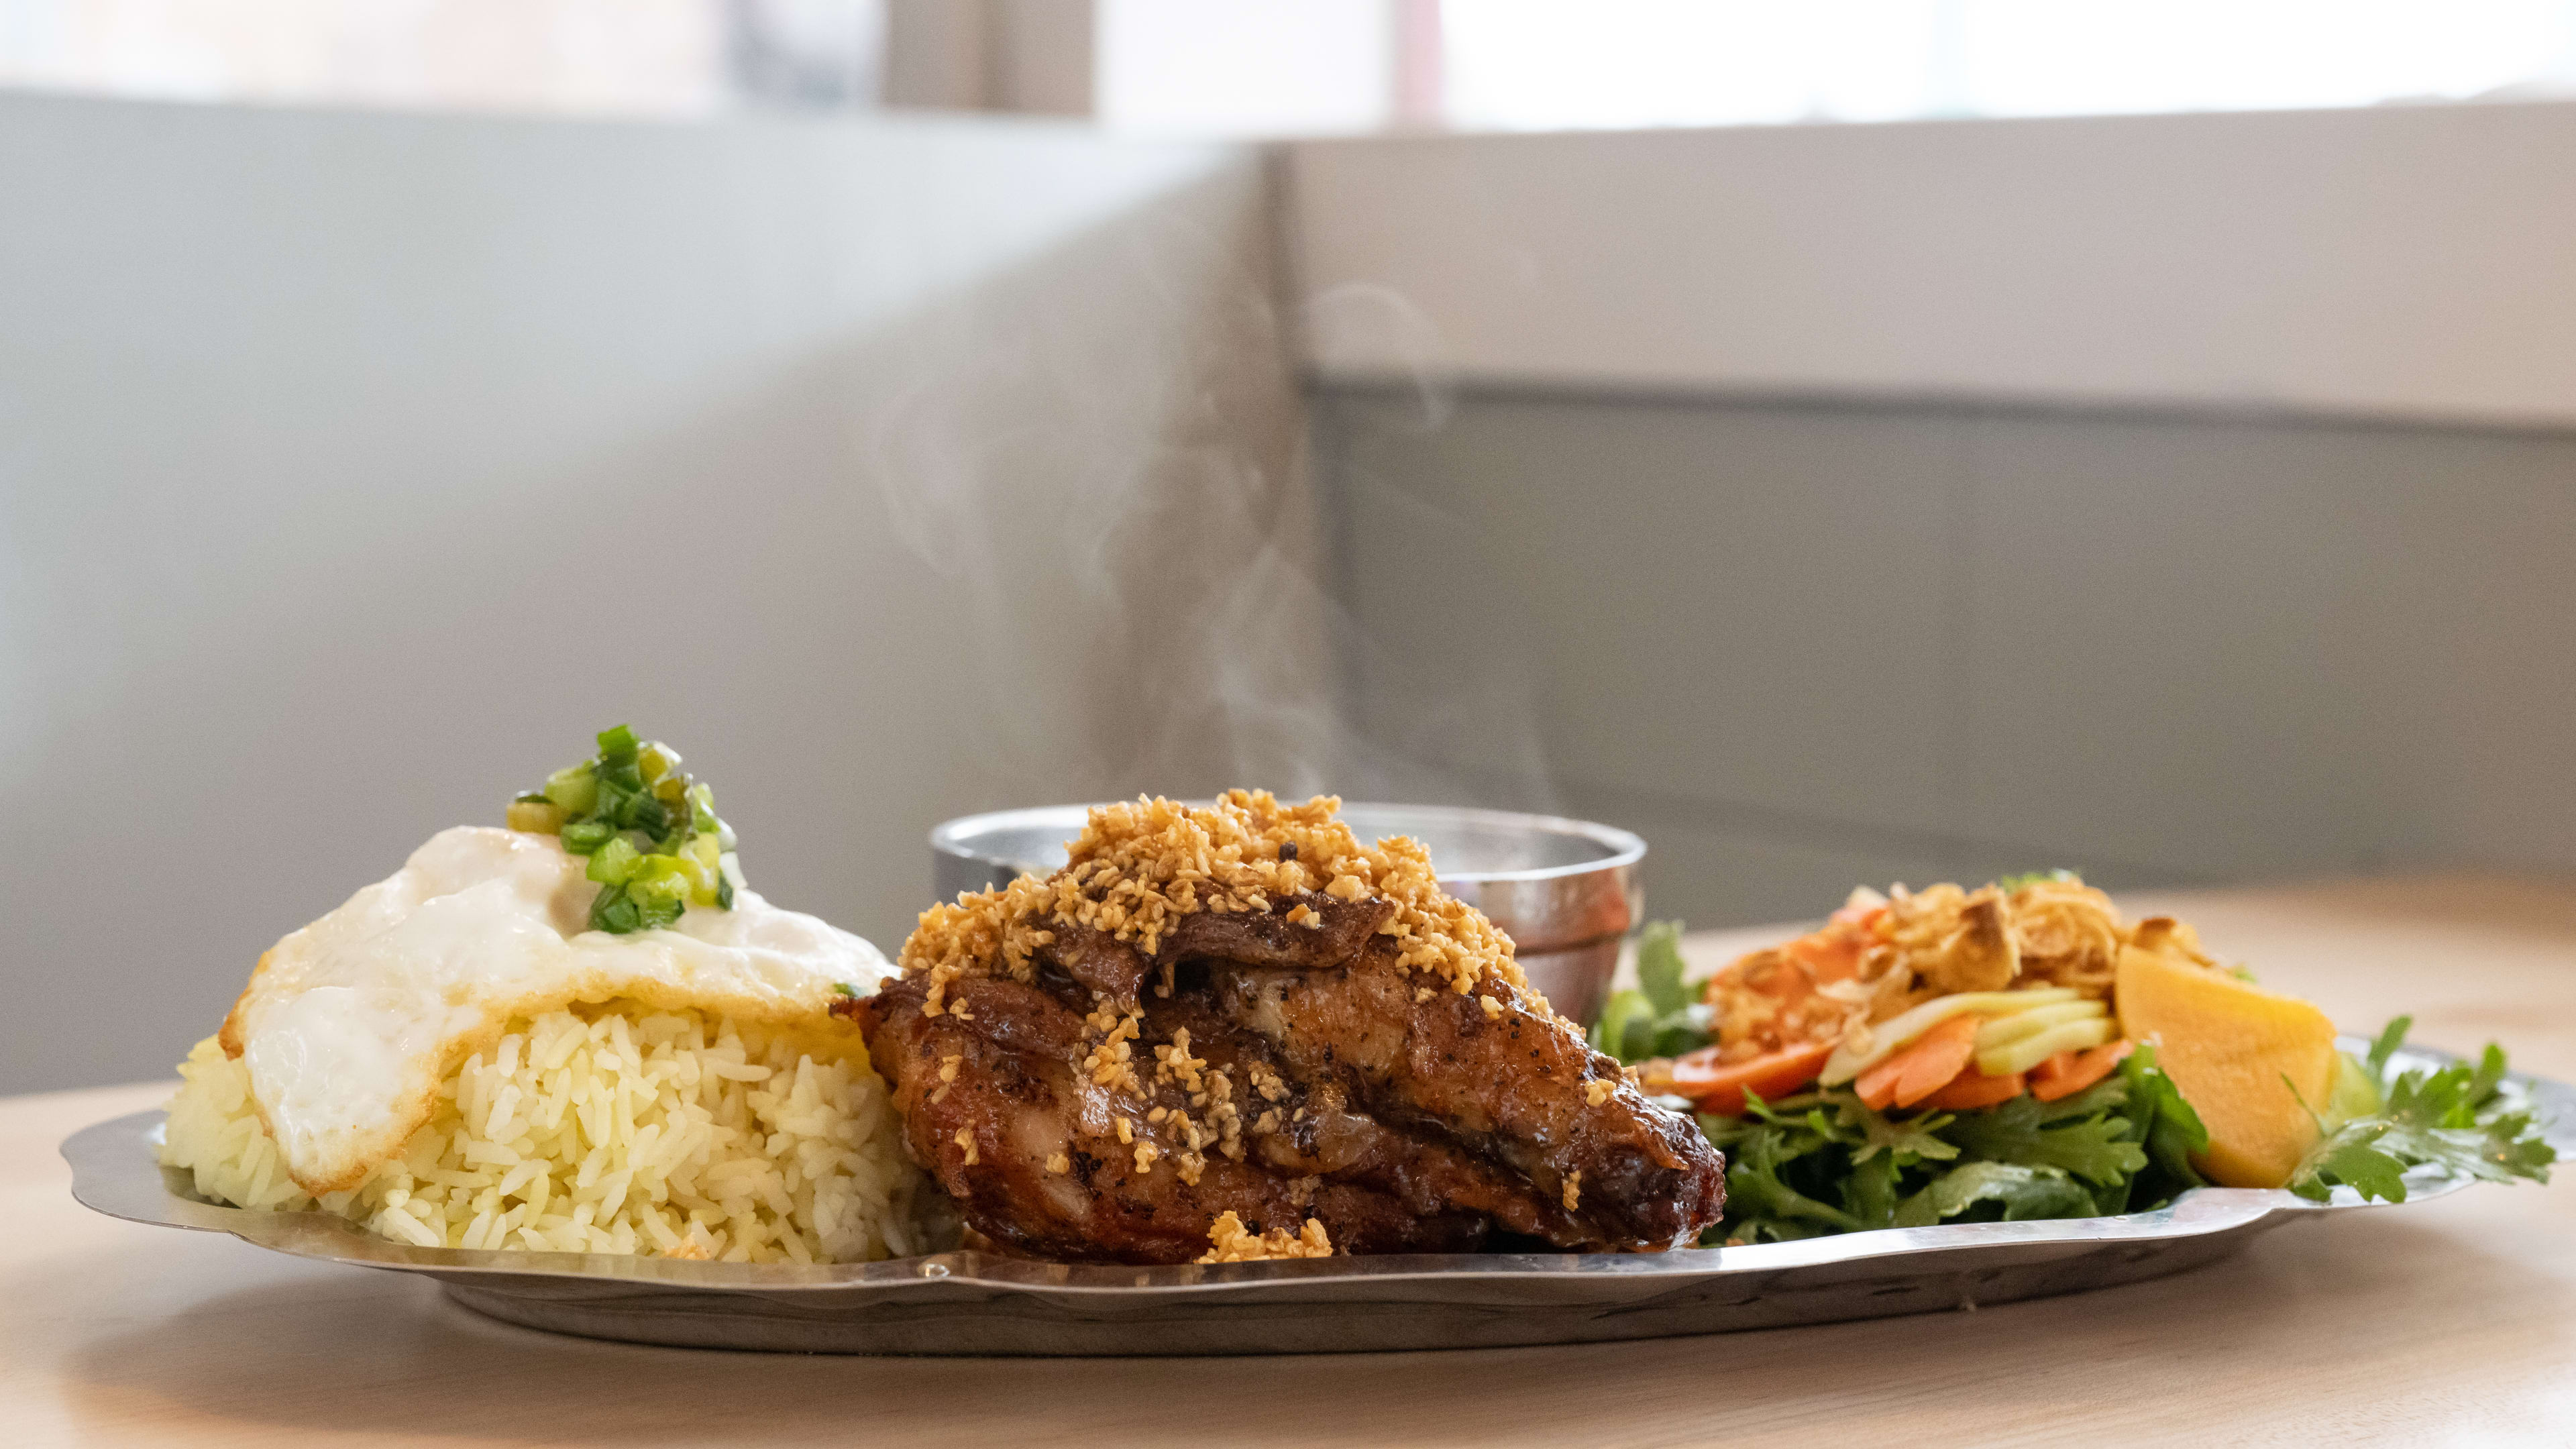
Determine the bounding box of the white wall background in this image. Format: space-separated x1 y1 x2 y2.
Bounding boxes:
1290 101 2576 428
1291 103 2576 938
1315 386 2576 932
0 93 1324 1093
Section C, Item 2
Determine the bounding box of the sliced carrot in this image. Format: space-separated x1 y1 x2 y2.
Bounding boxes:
1916 1069 2027 1112
2027 1050 2078 1095
1889 1015 1983 1109
1669 1041 1834 1116
1854 1038 1917 1110
1856 1014 1983 1112
1855 1054 1905 1111
2029 1039 2136 1102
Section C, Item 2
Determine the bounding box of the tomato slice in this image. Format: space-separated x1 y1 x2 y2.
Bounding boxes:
1668 1041 1835 1116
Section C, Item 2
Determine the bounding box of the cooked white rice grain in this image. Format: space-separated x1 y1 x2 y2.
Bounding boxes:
161 1003 957 1264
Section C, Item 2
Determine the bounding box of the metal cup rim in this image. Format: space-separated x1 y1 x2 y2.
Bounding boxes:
929 801 1644 885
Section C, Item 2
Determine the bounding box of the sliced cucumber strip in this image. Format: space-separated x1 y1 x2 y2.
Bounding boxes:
1975 1016 2117 1076
1819 987 2083 1085
1972 999 2107 1051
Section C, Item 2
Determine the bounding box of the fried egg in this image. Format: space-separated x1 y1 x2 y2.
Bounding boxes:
217 825 896 1194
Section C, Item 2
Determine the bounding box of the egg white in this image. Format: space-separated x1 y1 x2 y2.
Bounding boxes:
217 825 896 1194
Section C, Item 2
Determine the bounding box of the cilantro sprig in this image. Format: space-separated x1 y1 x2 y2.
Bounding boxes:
2287 1017 2557 1203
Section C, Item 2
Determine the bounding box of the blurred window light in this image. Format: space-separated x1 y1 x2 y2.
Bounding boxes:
0 0 885 116
14 1 2571 136
1440 0 2576 131
1096 0 1396 136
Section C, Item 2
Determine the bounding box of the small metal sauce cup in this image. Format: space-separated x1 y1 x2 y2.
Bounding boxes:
928 803 1644 1024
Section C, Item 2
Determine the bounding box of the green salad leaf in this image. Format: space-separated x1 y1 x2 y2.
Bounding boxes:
1938 1076 2151 1186
2287 1017 2556 1203
1700 1046 2205 1242
1894 1161 2095 1227
1842 1149 1903 1230
1686 1013 2548 1244
1593 918 2553 1243
2364 1016 2410 1081
1815 1091 1960 1163
1637 920 1693 1014
2115 1040 2212 1212
1693 1043 2216 1244
1589 922 1711 1064
1719 1125 1865 1237
1995 867 2082 892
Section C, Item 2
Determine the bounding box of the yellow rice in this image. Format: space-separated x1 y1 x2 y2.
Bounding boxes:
161 1002 956 1263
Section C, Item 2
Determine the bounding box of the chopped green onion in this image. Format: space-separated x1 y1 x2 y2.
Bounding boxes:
672 851 720 907
505 799 566 834
587 835 643 886
589 779 634 830
629 870 692 924
511 727 741 932
639 742 678 783
631 854 689 890
543 764 599 815
591 888 642 934
626 792 671 837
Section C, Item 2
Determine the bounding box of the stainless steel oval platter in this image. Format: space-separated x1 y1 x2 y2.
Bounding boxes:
64 1043 2571 1357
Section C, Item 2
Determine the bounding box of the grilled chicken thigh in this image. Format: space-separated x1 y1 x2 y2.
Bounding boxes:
849 793 1724 1264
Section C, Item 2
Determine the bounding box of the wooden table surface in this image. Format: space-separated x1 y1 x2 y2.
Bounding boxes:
7 873 2574 1446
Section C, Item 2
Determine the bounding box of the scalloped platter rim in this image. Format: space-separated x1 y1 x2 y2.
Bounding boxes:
63 1040 2569 1356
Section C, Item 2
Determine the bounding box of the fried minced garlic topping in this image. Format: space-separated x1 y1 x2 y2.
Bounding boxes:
899 790 1529 1019
1699 873 2180 1068
1196 1210 1335 1263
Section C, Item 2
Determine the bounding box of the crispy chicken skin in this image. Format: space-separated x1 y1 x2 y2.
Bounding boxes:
849 798 1723 1265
